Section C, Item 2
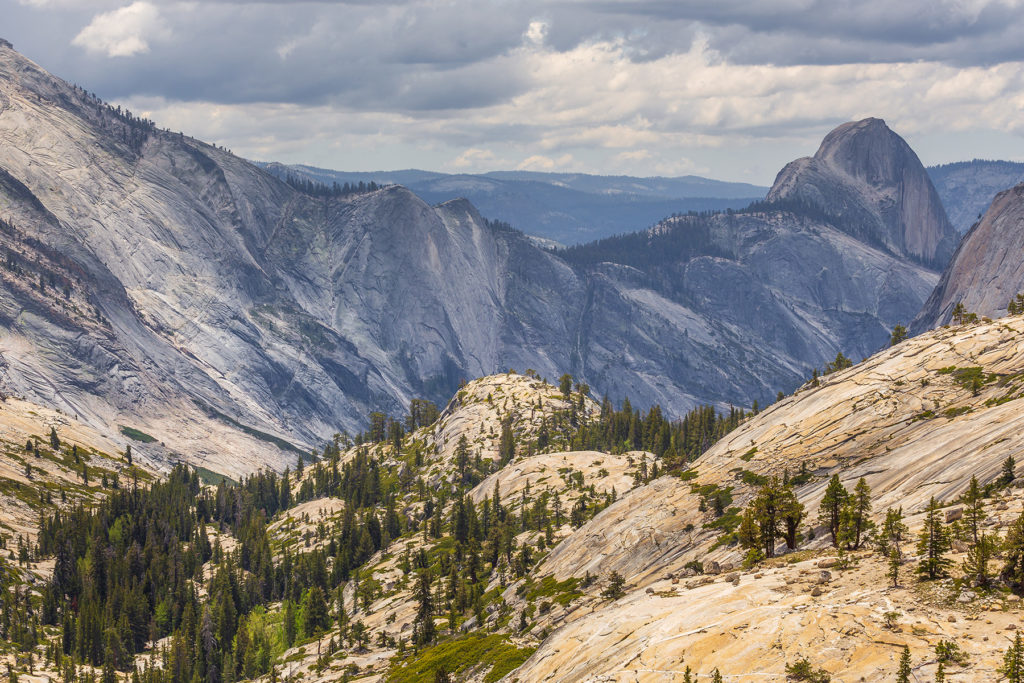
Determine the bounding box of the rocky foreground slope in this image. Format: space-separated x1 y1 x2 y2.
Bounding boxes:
516 314 1024 681
0 42 955 475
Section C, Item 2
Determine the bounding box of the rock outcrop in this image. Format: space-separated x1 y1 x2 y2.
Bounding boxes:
512 314 1024 681
914 183 1024 330
768 118 958 268
540 315 1024 586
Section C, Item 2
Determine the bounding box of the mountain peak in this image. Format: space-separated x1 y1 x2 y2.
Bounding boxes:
0 38 12 50
814 117 908 185
767 117 956 269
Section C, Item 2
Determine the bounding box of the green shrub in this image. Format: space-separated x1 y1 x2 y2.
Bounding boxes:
119 426 156 443
388 633 535 683
785 657 831 682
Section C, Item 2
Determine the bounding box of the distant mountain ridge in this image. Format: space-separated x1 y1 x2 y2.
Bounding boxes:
0 40 951 473
266 155 1023 251
927 159 1024 233
256 161 766 245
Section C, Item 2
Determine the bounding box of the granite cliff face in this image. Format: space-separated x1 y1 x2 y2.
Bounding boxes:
914 182 1024 331
768 118 958 269
0 43 949 470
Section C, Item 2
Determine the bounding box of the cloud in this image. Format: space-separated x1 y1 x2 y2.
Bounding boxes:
524 19 548 46
449 147 500 169
71 1 168 57
7 0 1024 181
516 153 574 170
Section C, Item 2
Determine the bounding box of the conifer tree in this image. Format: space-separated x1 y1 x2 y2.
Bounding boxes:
1002 511 1024 593
414 554 435 646
780 484 804 551
877 507 908 559
896 646 912 683
302 587 330 638
1003 456 1017 487
498 419 515 464
739 477 803 559
1003 633 1024 683
559 374 573 399
889 324 908 346
916 497 951 580
845 477 873 550
817 475 848 546
962 475 994 587
888 547 901 588
601 571 626 600
283 600 296 648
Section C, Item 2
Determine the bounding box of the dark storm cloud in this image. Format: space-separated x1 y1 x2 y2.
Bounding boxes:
7 0 1024 110
4 0 1024 180
7 0 537 110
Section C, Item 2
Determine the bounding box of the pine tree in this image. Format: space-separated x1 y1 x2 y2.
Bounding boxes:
498 419 515 464
1002 456 1017 487
559 374 573 399
739 477 803 560
888 547 901 588
889 324 908 346
414 557 435 646
824 351 853 374
1002 511 1024 592
1002 633 1024 683
49 427 60 450
839 479 872 552
962 476 994 587
952 302 966 325
817 475 848 546
302 587 330 638
896 646 912 683
780 484 804 551
877 507 908 560
455 435 471 484
283 600 296 648
916 497 951 580
601 571 626 600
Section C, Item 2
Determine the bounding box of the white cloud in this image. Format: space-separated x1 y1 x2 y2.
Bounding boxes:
87 3 1024 180
524 19 547 46
516 153 574 171
449 147 500 169
72 1 169 57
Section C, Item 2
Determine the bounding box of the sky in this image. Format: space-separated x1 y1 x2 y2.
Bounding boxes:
4 0 1024 184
